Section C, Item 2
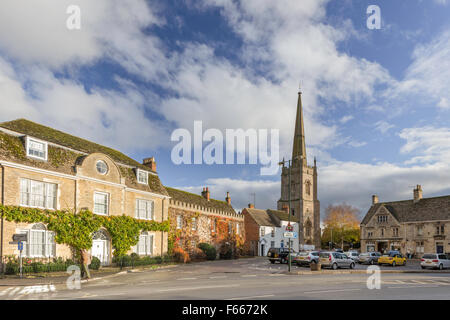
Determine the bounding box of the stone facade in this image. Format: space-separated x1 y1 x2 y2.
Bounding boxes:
0 119 169 268
277 92 321 248
166 187 244 256
360 185 450 257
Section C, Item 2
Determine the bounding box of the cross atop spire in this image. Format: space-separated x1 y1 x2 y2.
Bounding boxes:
292 90 306 167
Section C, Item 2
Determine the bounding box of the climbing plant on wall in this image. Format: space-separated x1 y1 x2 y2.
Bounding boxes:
0 204 169 257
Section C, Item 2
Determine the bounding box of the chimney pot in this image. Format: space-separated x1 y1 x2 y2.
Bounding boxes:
142 157 157 171
413 185 423 203
282 204 289 213
372 195 379 205
201 187 210 201
248 203 254 209
225 192 231 205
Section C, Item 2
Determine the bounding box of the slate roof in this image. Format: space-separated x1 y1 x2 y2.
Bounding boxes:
0 119 169 197
245 208 293 227
165 187 237 215
361 195 450 225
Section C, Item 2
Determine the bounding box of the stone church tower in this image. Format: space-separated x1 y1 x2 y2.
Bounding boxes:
277 91 321 249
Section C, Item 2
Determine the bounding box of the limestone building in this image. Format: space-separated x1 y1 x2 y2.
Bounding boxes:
0 119 170 268
277 91 321 249
360 185 450 257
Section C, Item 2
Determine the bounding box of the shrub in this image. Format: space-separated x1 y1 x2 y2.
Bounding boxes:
191 248 207 261
173 247 190 263
198 243 217 260
89 256 101 270
219 244 233 260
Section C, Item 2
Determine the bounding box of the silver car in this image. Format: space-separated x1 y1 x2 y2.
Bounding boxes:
319 251 356 270
359 252 382 265
421 253 450 270
345 251 360 263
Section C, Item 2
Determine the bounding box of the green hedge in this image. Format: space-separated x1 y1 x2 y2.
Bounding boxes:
4 261 81 275
112 254 171 267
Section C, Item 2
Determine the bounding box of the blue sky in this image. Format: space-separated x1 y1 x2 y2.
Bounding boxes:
1 0 450 219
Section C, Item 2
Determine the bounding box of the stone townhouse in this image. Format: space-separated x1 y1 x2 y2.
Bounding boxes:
360 185 450 257
0 119 170 268
243 205 299 256
166 187 244 257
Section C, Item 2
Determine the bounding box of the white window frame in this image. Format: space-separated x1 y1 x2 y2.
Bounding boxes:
191 217 197 231
260 227 265 237
135 199 154 220
93 191 109 216
176 215 183 229
236 223 240 235
20 178 58 210
25 136 48 161
96 160 108 175
136 169 149 185
134 232 154 256
20 227 56 258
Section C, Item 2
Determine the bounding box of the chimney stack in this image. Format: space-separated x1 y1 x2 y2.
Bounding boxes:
201 187 210 201
225 192 231 205
248 203 254 209
413 185 422 203
372 195 379 205
282 204 289 213
142 157 157 172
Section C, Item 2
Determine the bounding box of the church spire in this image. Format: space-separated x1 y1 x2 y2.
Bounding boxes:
292 90 306 166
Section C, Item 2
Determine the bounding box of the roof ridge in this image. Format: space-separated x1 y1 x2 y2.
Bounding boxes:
165 186 231 206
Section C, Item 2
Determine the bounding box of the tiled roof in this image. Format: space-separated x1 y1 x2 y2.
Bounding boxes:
361 195 450 225
245 208 281 227
267 209 293 222
0 119 169 197
165 187 236 215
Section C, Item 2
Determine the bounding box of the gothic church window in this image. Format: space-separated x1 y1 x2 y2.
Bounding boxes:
305 181 311 196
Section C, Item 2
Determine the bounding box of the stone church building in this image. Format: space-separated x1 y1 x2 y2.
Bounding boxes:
277 91 321 249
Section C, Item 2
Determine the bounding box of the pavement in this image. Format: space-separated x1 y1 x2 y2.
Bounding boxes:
0 257 449 300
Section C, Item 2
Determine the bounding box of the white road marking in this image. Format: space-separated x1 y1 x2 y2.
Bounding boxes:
209 276 227 279
429 280 450 285
157 284 240 292
227 294 275 300
303 288 361 294
8 287 21 296
411 280 428 284
394 280 407 284
241 275 257 278
0 287 13 296
387 285 439 289
176 277 197 280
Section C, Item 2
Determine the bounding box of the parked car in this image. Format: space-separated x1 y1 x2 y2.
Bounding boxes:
294 251 320 267
378 252 406 266
319 251 355 270
267 247 296 264
420 253 450 270
344 251 360 263
358 252 382 265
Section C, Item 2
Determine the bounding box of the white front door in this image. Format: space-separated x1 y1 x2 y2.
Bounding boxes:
92 240 108 265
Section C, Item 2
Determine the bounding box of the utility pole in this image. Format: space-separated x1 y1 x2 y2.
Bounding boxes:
279 158 292 272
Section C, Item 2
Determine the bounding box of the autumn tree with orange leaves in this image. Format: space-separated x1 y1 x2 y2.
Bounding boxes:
321 203 361 250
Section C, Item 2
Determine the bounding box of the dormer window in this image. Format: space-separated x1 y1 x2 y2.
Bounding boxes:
26 136 48 161
137 169 148 185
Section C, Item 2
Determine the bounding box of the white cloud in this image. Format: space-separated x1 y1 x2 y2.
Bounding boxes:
0 60 168 153
339 115 354 124
374 120 394 134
